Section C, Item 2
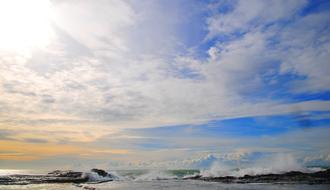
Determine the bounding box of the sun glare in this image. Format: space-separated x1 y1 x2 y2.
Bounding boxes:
0 0 53 51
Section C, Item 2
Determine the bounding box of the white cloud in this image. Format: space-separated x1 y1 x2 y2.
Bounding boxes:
207 0 307 38
206 0 330 94
278 11 330 92
51 0 135 52
1 0 330 131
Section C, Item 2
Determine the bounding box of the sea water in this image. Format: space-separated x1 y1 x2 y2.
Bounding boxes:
0 181 330 190
1 169 330 190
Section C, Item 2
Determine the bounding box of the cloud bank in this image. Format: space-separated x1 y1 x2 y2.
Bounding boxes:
0 0 329 168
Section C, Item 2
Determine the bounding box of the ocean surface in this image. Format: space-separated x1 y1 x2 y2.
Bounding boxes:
1 180 330 190
1 169 330 190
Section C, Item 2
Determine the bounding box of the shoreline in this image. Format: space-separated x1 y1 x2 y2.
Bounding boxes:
185 169 330 184
0 169 329 185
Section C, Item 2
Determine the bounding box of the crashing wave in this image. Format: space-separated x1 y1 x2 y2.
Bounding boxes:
200 154 325 177
134 170 178 181
84 168 124 183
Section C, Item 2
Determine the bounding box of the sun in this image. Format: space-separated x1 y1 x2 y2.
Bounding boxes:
0 0 53 51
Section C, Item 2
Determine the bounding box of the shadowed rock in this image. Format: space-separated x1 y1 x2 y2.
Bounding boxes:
1 168 330 185
48 170 84 178
91 168 109 177
185 169 330 184
0 171 88 185
88 168 114 184
0 169 112 185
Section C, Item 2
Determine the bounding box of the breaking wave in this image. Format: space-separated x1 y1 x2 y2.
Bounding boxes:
86 169 196 182
134 170 178 181
85 170 124 183
200 154 324 177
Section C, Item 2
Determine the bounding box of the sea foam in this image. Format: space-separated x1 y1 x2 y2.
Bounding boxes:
200 154 324 177
134 170 177 181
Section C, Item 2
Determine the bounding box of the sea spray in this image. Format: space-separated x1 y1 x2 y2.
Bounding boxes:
201 153 324 177
86 172 113 182
134 170 177 181
85 169 124 183
200 161 232 177
107 171 126 181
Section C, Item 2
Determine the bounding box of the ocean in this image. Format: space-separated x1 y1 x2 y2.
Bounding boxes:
1 169 330 190
1 180 330 190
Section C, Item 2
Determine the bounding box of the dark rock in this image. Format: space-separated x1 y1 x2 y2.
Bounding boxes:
86 169 115 184
91 168 109 177
47 170 84 178
0 170 88 185
0 168 119 185
284 171 304 176
185 169 330 184
311 169 330 178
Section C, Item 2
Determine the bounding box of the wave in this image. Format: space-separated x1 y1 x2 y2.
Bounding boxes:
86 169 190 182
110 169 200 181
84 170 125 183
200 154 325 177
134 170 178 181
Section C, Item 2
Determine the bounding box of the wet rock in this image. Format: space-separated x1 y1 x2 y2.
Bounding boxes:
91 168 109 177
47 170 84 178
87 168 114 184
0 170 88 185
186 169 330 184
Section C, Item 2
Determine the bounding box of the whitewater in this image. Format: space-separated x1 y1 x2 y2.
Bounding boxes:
1 180 329 190
1 168 330 190
1 155 330 190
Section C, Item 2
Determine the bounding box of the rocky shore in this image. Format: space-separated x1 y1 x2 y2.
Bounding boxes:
185 169 330 184
0 169 113 185
1 168 330 185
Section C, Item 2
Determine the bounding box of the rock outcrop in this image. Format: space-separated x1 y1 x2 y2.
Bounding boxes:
91 168 111 178
185 169 330 184
0 169 112 185
1 168 330 185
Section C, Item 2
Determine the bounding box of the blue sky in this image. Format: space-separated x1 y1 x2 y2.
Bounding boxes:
0 0 330 170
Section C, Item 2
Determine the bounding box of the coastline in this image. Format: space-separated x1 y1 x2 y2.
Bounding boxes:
1 168 330 185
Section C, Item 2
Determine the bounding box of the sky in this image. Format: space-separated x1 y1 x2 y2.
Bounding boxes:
0 0 330 170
